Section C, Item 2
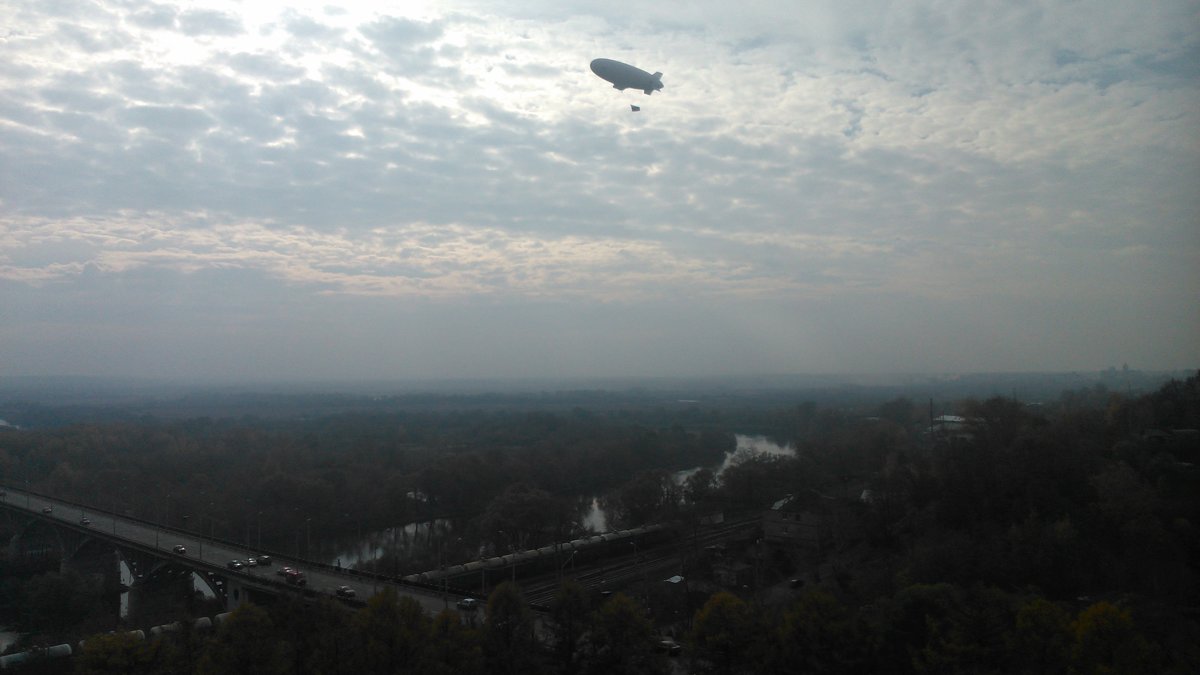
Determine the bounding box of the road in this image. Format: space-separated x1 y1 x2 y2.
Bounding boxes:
0 487 469 617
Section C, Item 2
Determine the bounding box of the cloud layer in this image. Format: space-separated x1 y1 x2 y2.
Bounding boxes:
2 1 1197 380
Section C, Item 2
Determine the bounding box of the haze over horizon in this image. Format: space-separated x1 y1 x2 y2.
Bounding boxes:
3 1 1198 382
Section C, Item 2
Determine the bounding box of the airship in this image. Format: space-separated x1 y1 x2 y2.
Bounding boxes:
590 58 664 95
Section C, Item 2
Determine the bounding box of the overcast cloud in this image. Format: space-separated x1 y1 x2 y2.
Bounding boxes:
2 0 1197 382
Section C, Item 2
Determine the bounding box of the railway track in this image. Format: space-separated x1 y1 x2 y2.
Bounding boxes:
520 517 761 605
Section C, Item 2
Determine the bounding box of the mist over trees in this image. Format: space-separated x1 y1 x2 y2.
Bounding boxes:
0 372 1196 672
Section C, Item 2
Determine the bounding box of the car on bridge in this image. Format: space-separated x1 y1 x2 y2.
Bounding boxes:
245 557 258 567
335 585 355 598
226 560 244 570
41 506 52 514
79 516 91 526
456 598 480 611
173 545 187 555
256 555 272 566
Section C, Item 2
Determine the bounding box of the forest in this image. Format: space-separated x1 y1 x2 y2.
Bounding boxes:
0 371 1197 673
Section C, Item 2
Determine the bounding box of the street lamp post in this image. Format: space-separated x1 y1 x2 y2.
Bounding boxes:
755 538 763 600
632 541 648 589
510 537 518 583
438 538 446 609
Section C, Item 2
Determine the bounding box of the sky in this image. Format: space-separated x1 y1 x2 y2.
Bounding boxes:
1 0 1198 383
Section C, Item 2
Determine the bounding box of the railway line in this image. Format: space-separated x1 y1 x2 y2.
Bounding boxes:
519 517 760 605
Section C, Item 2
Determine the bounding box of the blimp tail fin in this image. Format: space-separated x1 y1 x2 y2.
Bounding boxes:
645 71 664 95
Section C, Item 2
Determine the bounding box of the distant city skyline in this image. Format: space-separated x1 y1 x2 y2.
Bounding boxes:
2 1 1197 381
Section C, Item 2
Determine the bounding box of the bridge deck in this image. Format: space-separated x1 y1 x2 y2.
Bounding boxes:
0 487 468 615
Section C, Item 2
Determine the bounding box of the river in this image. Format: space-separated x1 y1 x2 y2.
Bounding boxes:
326 518 456 568
0 628 20 652
326 434 793 566
580 433 794 533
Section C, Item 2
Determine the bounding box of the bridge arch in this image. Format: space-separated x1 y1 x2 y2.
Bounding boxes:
6 516 68 563
67 534 118 565
141 559 223 600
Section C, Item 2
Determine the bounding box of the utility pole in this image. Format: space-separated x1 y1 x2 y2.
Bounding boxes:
439 537 447 609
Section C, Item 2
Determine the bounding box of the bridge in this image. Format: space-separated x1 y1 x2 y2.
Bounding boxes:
0 485 471 616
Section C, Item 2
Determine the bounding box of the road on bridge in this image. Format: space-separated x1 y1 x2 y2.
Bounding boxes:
0 487 471 617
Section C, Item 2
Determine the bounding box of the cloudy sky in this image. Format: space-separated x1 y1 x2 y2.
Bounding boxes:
2 1 1197 383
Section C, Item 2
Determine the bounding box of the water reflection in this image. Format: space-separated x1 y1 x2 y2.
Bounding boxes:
326 518 455 568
